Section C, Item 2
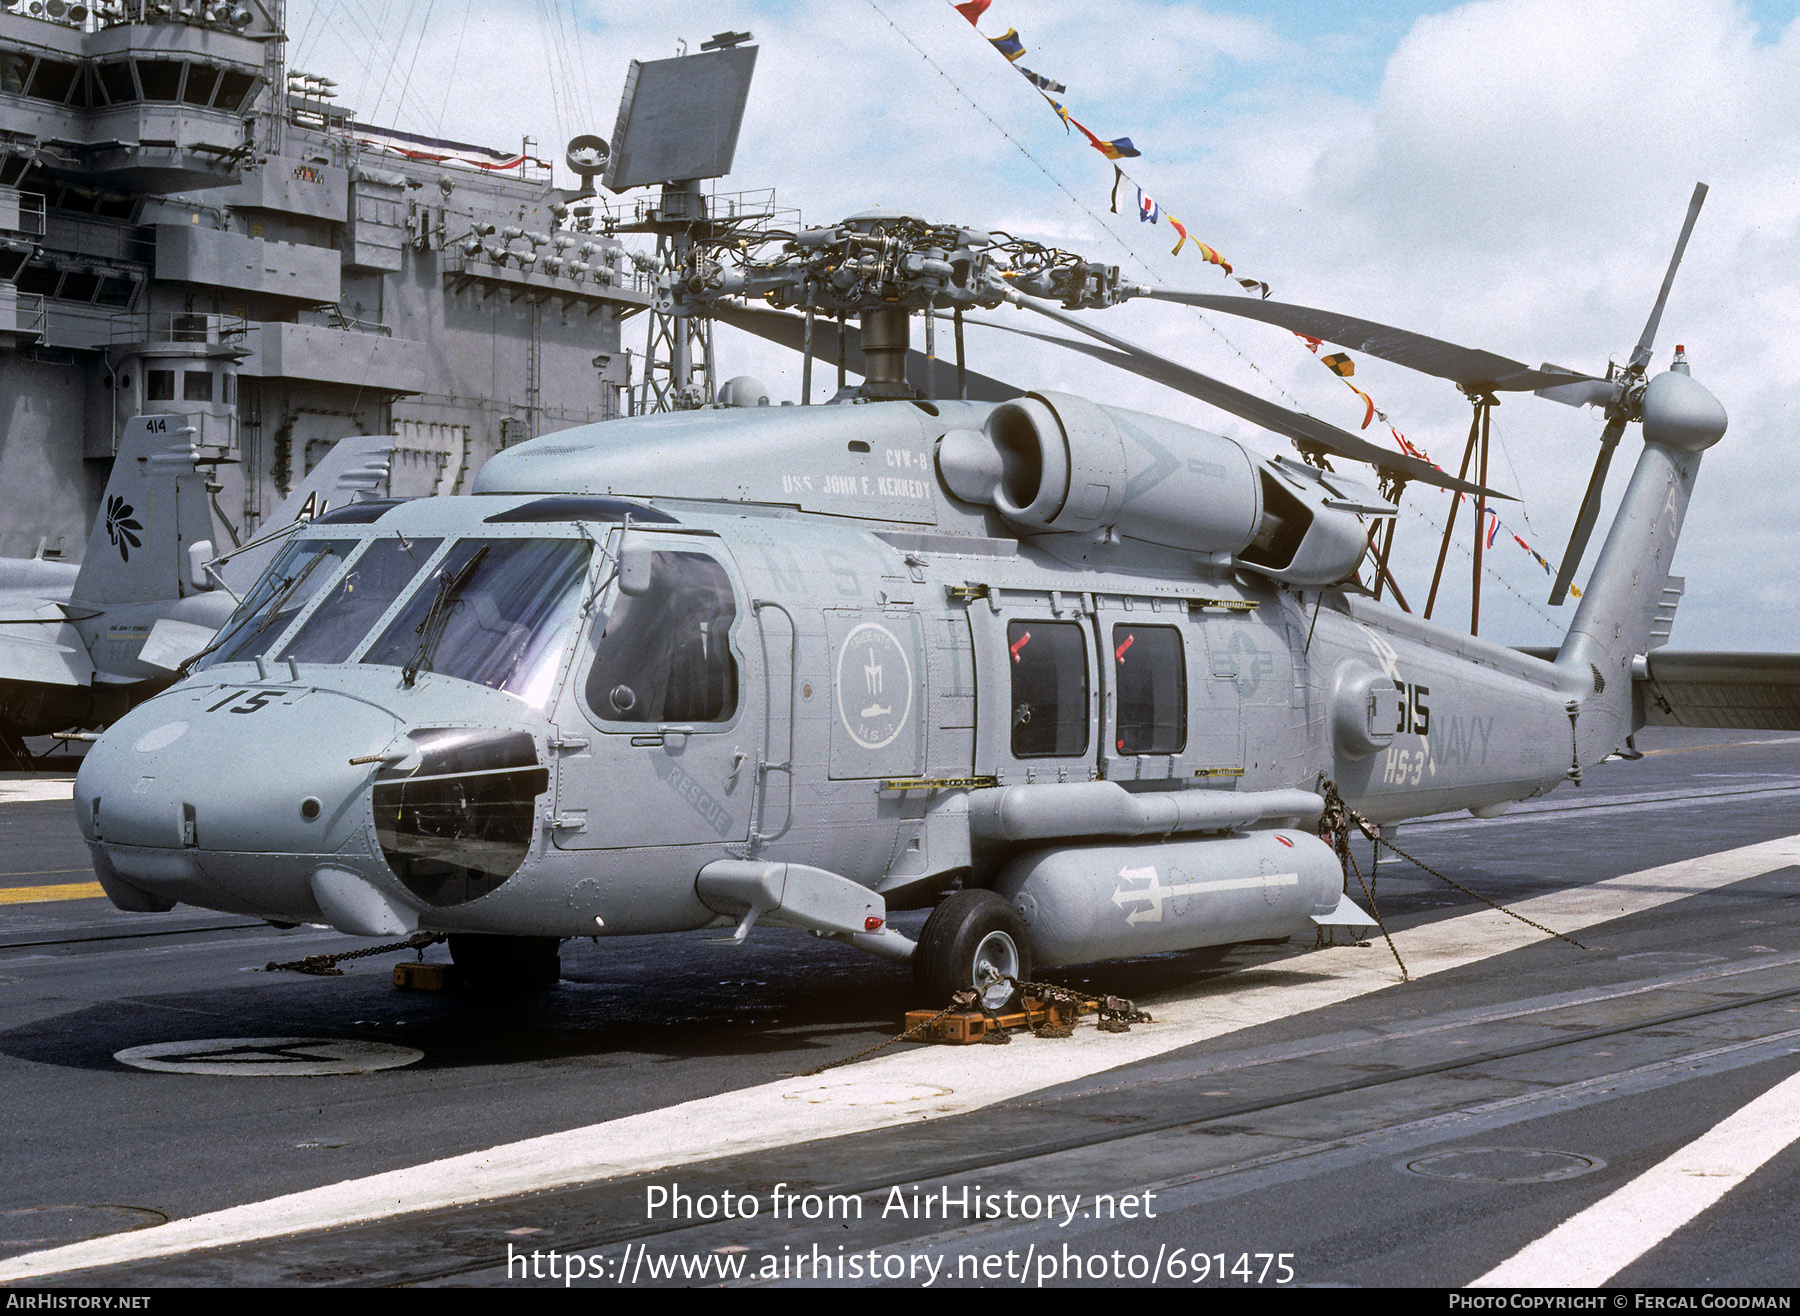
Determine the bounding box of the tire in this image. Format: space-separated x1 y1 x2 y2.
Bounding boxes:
914 889 1031 1011
447 933 561 988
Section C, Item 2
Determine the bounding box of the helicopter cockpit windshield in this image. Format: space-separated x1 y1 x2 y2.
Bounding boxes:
195 537 360 669
195 534 593 708
360 538 590 704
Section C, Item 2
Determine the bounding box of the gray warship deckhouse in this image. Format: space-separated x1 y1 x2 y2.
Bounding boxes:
0 0 650 564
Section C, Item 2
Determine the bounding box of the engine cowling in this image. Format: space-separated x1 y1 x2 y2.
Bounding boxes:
937 391 1382 585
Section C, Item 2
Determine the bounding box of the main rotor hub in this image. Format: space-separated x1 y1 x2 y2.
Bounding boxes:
684 212 1123 320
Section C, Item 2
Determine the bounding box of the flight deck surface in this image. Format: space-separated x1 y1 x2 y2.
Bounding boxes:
2 727 1798 1289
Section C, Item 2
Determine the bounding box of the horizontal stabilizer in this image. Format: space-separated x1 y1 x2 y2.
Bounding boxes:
0 621 93 687
137 618 219 673
1635 650 1800 732
1311 890 1376 927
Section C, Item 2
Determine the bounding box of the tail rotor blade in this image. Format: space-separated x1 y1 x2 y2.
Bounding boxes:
1630 182 1708 371
1549 416 1627 605
1553 183 1708 602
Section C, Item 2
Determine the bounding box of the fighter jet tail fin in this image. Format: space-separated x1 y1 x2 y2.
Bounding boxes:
215 433 398 593
70 413 219 608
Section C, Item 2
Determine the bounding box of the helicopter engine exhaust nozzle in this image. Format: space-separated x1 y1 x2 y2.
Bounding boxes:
939 390 1260 554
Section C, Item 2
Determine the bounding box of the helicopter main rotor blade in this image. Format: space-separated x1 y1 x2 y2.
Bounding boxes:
1630 182 1708 372
983 300 1511 501
1536 370 1618 409
710 304 1023 403
1130 290 1599 394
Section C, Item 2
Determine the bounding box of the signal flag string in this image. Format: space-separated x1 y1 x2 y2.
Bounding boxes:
1288 333 1582 597
863 0 1302 418
950 0 1268 296
925 2 1577 611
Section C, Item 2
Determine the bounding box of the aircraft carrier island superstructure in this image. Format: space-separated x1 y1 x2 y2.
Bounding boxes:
0 0 656 564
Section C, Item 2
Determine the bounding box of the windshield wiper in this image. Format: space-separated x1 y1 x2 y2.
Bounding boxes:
251 550 332 638
402 547 488 687
177 549 332 678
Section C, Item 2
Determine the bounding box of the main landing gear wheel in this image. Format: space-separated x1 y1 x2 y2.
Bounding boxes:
914 889 1032 1012
447 934 562 988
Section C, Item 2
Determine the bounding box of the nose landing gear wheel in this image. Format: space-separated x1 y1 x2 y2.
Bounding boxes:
914 889 1032 1012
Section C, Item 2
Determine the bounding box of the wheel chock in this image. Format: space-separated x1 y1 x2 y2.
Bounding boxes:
393 961 462 991
903 994 1097 1044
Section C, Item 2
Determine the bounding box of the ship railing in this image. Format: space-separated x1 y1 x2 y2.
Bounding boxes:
614 187 797 231
0 187 47 238
317 305 391 336
0 287 47 338
109 309 251 346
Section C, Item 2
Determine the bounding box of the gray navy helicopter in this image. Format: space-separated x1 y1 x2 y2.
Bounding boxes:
68 183 1777 1005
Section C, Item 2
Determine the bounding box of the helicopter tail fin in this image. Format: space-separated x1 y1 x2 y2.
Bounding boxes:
70 414 219 608
1554 364 1727 768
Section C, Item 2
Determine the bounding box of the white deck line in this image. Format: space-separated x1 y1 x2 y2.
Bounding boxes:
0 778 75 804
3 832 1797 1282
1473 1065 1800 1287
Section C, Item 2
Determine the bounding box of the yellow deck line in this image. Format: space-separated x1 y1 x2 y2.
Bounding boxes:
0 881 107 905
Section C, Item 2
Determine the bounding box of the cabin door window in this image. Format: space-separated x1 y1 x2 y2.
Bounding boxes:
1006 620 1090 759
1110 622 1186 756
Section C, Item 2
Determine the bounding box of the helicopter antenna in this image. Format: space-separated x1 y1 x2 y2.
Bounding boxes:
599 36 760 412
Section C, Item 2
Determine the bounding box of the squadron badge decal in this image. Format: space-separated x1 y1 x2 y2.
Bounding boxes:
835 621 913 751
105 495 143 562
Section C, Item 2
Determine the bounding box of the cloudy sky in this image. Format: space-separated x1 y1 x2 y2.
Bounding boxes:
286 0 1800 651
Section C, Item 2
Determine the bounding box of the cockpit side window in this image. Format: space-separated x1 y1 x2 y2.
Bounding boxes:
361 537 592 705
277 536 442 664
583 551 738 724
194 537 356 670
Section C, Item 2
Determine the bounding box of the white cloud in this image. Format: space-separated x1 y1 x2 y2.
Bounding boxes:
288 0 1800 648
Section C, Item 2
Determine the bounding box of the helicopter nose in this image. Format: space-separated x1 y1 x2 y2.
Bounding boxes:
76 686 402 910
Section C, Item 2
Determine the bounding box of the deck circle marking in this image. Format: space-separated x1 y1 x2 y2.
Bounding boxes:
1618 951 1727 967
113 1036 423 1076
1401 1146 1604 1184
834 622 913 751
